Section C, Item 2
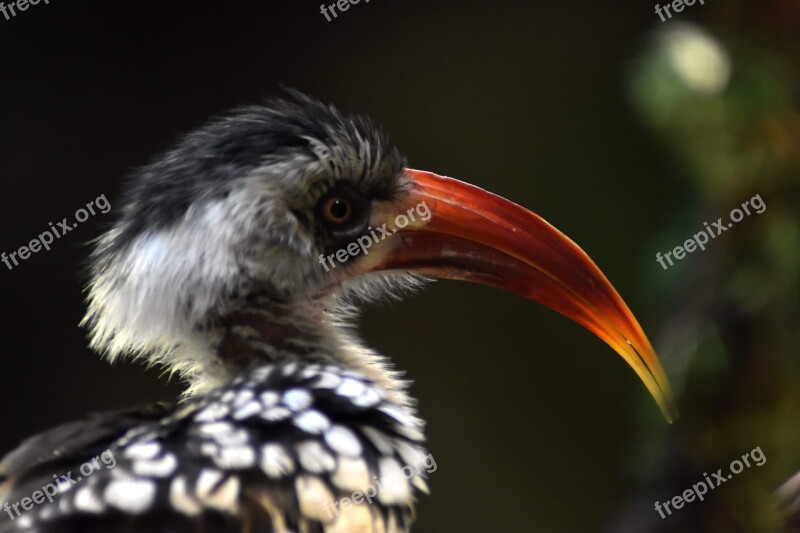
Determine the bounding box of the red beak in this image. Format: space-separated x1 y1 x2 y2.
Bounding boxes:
368 169 676 422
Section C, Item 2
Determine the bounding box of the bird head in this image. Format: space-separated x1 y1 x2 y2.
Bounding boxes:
83 91 675 421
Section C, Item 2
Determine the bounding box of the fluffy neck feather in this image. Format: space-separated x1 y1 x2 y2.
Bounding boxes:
82 196 414 403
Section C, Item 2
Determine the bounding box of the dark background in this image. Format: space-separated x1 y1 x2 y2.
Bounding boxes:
2 1 796 532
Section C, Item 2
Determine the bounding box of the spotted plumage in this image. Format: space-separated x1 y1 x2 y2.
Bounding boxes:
0 362 430 532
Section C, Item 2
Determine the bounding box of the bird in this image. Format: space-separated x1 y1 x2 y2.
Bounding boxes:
0 91 675 532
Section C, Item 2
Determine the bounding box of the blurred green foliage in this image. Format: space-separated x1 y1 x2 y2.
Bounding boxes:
621 5 800 531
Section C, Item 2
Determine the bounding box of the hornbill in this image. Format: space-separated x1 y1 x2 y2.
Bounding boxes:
0 92 675 532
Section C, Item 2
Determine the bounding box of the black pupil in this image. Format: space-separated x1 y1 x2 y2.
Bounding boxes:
330 199 349 220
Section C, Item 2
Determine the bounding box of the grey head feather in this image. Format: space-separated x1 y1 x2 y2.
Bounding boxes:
81 91 422 396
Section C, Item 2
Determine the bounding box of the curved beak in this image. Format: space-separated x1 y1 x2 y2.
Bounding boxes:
367 169 676 422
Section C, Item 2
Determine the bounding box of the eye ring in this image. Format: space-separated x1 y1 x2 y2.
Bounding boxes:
322 197 353 224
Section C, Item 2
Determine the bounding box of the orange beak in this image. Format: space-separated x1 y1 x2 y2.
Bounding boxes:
367 169 676 422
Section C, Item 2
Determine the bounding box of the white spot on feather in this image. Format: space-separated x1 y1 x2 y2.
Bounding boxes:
296 441 336 473
261 406 292 422
212 445 256 469
104 478 156 514
295 475 335 523
313 372 342 390
195 402 230 422
260 391 280 407
331 457 371 492
324 425 362 457
377 458 411 505
260 444 295 478
195 469 224 500
74 486 105 514
133 453 178 477
124 442 161 460
293 410 331 434
352 387 382 408
282 388 313 411
232 389 255 408
233 400 263 420
202 476 240 513
360 427 394 455
170 477 201 516
336 378 365 399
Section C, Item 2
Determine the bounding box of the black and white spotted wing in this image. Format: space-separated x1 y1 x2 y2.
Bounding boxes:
0 362 431 533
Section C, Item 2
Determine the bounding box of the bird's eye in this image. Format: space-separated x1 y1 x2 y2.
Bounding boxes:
322 197 353 224
315 186 368 239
